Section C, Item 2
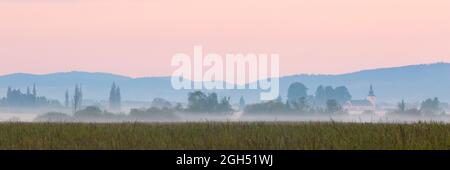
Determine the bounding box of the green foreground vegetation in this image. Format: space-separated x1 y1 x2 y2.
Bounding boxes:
0 122 449 150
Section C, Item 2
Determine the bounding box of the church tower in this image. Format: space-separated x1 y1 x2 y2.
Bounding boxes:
366 85 376 107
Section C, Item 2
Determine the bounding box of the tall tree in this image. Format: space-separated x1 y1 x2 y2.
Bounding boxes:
109 83 117 109
315 85 326 104
116 86 121 110
73 84 83 113
239 96 246 111
109 82 121 111
32 84 37 105
287 82 308 103
397 99 406 113
65 90 70 108
187 91 208 112
217 96 232 113
334 86 352 104
187 91 232 113
420 97 440 114
324 86 334 100
32 84 37 97
206 92 218 112
6 87 11 99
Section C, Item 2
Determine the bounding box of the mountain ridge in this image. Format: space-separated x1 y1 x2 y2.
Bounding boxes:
3 62 449 79
0 62 449 103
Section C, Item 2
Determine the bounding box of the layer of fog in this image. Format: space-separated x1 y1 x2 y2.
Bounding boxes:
178 112 450 124
1 111 449 124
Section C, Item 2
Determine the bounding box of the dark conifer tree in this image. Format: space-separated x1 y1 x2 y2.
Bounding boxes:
109 82 121 111
65 90 70 108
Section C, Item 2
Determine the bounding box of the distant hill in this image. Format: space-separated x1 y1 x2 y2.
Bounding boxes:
0 63 449 104
280 63 450 103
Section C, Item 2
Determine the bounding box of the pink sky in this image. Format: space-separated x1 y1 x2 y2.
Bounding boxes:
0 0 449 77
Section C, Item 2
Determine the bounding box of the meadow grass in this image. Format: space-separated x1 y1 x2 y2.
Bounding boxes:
0 122 448 150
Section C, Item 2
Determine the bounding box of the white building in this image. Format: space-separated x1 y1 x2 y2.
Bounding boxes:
343 85 376 112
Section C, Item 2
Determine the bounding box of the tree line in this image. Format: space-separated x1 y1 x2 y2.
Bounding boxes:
394 97 445 116
245 82 350 114
0 85 61 108
5 81 447 118
36 90 234 122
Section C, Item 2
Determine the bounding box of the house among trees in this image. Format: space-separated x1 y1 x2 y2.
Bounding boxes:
343 85 377 112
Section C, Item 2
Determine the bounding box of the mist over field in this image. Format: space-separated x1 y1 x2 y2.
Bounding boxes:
0 53 448 152
0 63 449 123
1 112 448 124
1 0 450 153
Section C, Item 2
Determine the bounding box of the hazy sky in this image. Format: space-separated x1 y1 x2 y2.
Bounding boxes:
0 0 449 77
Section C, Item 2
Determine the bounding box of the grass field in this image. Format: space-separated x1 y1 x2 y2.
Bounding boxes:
0 122 449 150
